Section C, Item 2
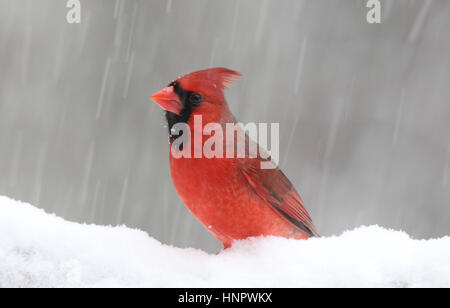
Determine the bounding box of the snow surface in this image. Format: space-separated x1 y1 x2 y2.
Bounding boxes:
0 196 449 288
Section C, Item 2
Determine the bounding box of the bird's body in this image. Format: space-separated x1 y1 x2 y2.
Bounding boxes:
152 68 318 248
170 152 311 248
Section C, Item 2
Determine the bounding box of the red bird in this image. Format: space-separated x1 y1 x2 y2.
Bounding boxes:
151 68 318 248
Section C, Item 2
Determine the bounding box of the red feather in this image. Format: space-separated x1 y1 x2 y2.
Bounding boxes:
152 67 318 249
240 162 319 237
176 67 242 91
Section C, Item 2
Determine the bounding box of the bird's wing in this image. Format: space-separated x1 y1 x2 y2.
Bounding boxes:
240 162 319 237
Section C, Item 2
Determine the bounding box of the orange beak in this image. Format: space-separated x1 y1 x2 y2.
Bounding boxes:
151 86 183 115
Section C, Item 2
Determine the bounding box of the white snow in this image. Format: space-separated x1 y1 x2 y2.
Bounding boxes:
0 195 449 288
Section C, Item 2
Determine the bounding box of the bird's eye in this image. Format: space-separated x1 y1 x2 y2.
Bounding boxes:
190 93 202 105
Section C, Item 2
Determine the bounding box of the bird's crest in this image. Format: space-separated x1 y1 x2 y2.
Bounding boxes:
175 67 242 92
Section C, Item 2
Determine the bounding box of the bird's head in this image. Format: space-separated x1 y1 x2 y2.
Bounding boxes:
151 67 241 135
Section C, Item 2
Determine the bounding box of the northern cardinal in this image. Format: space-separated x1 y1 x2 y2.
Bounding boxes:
151 68 318 248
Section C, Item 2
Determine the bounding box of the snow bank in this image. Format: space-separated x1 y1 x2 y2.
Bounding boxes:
0 196 449 288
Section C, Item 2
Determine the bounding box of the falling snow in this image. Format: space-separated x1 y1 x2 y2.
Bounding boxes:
0 0 449 255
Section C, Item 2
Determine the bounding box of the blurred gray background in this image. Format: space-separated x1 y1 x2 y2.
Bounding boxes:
0 0 449 253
